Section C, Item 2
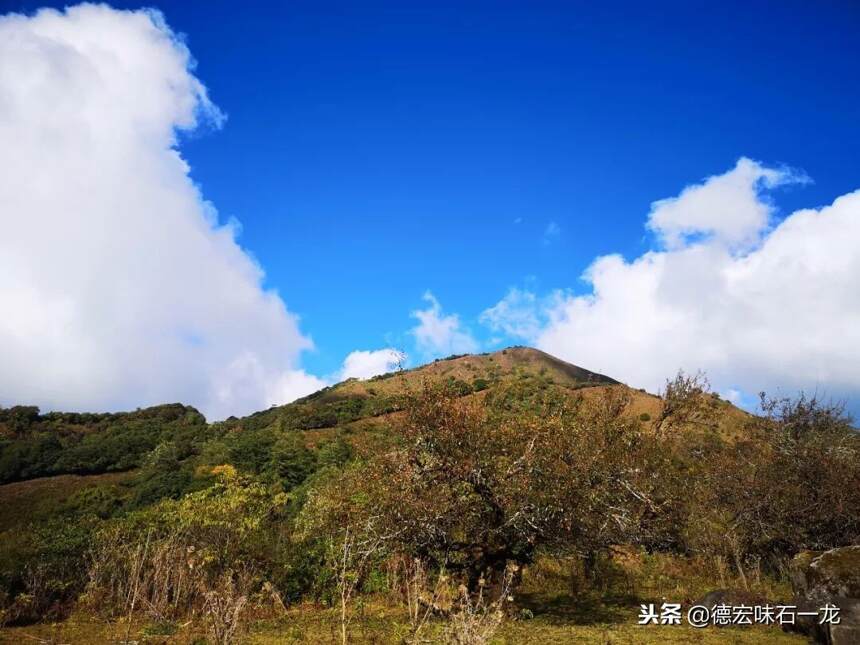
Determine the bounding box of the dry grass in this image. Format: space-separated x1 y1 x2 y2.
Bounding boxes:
293 347 753 458
0 605 804 644
1 549 805 644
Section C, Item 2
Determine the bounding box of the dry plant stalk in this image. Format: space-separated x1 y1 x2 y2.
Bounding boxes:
87 530 200 620
201 570 249 645
442 565 516 645
402 558 451 643
336 521 389 645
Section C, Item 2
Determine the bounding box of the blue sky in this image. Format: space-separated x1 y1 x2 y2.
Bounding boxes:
157 0 859 376
2 1 859 418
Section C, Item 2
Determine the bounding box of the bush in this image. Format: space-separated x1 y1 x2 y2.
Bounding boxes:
471 378 490 392
677 394 860 582
317 436 352 469
86 470 287 620
0 517 98 624
270 434 317 490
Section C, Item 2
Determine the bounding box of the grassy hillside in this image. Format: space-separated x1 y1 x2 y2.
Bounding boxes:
0 347 855 644
224 346 747 446
0 346 749 487
226 346 617 432
219 347 629 456
0 471 134 532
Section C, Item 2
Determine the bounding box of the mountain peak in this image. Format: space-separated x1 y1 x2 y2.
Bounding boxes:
287 346 618 411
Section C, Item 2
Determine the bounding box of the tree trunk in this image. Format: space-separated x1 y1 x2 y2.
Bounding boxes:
733 549 749 591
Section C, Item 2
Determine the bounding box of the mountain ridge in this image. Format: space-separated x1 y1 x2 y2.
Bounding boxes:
0 346 748 486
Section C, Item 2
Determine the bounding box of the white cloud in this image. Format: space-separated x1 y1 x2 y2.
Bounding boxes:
411 292 478 357
340 349 405 380
480 288 542 339
647 157 808 251
723 389 743 406
0 4 323 420
483 159 860 407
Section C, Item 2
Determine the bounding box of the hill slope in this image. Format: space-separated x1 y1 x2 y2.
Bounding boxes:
226 345 747 445
0 346 749 490
0 404 207 485
224 346 621 433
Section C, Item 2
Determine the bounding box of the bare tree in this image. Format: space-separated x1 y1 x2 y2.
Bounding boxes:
297 499 403 645
334 522 384 645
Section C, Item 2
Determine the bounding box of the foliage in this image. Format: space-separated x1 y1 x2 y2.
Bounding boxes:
0 406 40 436
317 435 353 469
679 393 860 582
85 470 287 620
471 378 490 392
305 384 670 595
0 516 98 625
270 434 318 490
2 350 859 636
0 404 208 484
653 370 718 436
230 394 406 436
296 464 400 643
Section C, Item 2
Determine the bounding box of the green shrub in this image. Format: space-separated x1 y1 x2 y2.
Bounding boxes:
317 436 352 469
270 434 317 490
86 471 287 619
0 517 98 624
228 427 277 474
471 378 490 392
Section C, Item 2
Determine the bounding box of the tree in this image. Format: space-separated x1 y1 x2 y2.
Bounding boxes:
270 434 317 490
0 406 40 436
653 370 716 436
311 383 668 595
681 393 860 582
297 464 401 644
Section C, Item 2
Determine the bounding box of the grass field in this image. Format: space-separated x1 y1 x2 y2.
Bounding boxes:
0 551 806 644
0 603 806 644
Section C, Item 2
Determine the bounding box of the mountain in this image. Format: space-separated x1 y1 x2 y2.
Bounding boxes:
223 346 748 449
0 346 748 489
5 346 848 640
222 346 611 436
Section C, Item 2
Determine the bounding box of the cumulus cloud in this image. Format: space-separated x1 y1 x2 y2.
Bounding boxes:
411 292 478 357
0 4 324 420
480 288 543 339
482 159 860 407
647 157 809 250
340 349 405 380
